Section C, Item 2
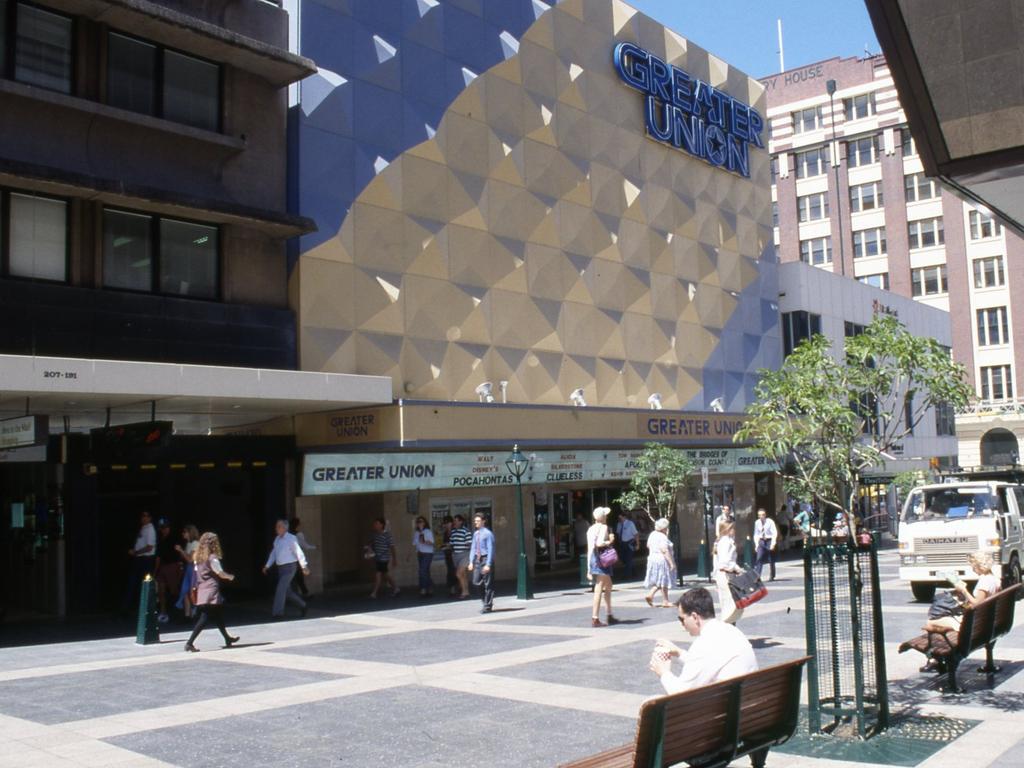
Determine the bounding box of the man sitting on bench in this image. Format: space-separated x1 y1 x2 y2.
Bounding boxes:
649 587 769 768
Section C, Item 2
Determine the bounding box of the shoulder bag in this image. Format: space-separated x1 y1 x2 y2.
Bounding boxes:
727 566 768 609
596 524 618 568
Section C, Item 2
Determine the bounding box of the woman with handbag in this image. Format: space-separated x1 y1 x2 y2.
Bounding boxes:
184 532 239 652
643 517 676 608
714 521 744 625
586 507 619 627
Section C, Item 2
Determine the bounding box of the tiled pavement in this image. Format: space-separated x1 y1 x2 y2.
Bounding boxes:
2 551 1024 767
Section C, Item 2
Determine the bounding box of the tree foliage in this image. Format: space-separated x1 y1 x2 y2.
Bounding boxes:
735 315 971 518
617 442 695 522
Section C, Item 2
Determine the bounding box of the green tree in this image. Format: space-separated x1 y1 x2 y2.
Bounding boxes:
617 442 695 522
735 314 971 522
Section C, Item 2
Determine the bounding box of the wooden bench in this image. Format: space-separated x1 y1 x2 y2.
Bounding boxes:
898 585 1020 692
559 657 809 768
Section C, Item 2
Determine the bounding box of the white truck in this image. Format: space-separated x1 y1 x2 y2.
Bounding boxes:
898 480 1024 602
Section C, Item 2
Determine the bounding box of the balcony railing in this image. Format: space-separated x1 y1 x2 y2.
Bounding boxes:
956 398 1024 417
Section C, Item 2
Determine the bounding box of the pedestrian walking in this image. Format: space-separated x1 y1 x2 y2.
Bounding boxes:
616 511 638 580
714 504 735 538
450 514 472 599
174 524 200 618
441 515 457 595
753 508 777 581
289 518 316 598
184 532 239 652
714 520 744 625
261 519 309 618
643 517 675 608
586 506 619 627
122 509 156 612
467 512 495 613
573 511 589 557
368 517 400 598
411 516 435 597
154 518 181 623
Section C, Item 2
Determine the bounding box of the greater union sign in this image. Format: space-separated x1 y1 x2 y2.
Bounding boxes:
301 448 779 496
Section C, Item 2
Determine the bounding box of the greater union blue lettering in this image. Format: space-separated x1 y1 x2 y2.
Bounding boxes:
613 42 764 176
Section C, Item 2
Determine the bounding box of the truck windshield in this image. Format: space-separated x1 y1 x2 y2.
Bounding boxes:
903 487 1003 524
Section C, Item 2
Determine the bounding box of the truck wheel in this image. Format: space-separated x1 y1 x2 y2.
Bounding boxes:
911 583 935 603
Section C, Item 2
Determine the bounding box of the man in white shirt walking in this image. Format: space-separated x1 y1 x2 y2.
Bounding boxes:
262 519 309 618
649 587 767 768
753 508 778 581
123 509 157 612
615 512 639 580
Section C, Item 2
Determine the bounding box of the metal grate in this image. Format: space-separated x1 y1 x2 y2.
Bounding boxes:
804 540 889 737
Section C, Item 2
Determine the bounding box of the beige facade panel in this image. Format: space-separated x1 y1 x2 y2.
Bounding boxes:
297 0 771 407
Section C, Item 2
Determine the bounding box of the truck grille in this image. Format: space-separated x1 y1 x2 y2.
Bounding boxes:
913 536 978 566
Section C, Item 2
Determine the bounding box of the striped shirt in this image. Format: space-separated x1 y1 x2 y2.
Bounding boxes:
371 531 394 562
449 526 473 553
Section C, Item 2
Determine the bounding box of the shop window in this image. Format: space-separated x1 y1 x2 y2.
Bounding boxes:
105 32 220 132
10 3 73 93
5 191 67 281
103 207 219 298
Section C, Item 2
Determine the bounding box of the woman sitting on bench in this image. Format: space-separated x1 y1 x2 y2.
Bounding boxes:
923 551 1001 634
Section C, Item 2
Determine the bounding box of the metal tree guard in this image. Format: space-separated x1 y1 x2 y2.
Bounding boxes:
804 537 889 738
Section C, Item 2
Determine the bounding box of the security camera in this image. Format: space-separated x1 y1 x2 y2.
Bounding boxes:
647 393 663 410
569 388 587 407
475 382 495 403
710 397 724 413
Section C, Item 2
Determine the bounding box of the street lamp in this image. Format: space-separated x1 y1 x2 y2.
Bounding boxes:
826 78 845 276
506 444 533 599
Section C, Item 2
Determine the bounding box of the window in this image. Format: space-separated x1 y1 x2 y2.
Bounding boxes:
843 93 875 121
11 3 73 93
852 227 886 258
977 307 1010 346
770 156 777 184
797 192 829 223
5 191 67 281
849 181 883 212
934 402 956 437
794 146 830 179
905 393 914 434
969 209 1003 240
782 311 821 356
980 365 1013 401
105 32 220 132
771 201 778 228
103 208 219 298
907 217 944 249
910 265 948 296
973 256 1005 289
901 128 917 157
845 321 867 337
792 105 824 134
904 173 938 202
846 135 881 167
799 236 832 266
857 273 889 290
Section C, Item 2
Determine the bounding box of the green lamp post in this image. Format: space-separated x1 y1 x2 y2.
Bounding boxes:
506 444 533 600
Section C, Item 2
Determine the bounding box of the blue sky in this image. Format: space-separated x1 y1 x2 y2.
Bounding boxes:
625 0 881 80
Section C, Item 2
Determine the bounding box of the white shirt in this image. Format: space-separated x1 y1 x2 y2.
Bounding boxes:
659 619 758 694
753 517 777 548
714 535 740 572
133 523 156 556
264 532 308 569
617 518 638 543
974 572 1000 597
412 527 435 554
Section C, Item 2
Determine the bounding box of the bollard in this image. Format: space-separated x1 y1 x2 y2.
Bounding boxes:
136 574 160 645
579 554 590 588
697 538 707 580
743 536 754 568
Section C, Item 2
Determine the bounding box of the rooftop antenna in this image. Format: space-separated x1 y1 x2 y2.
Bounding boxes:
777 19 784 73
